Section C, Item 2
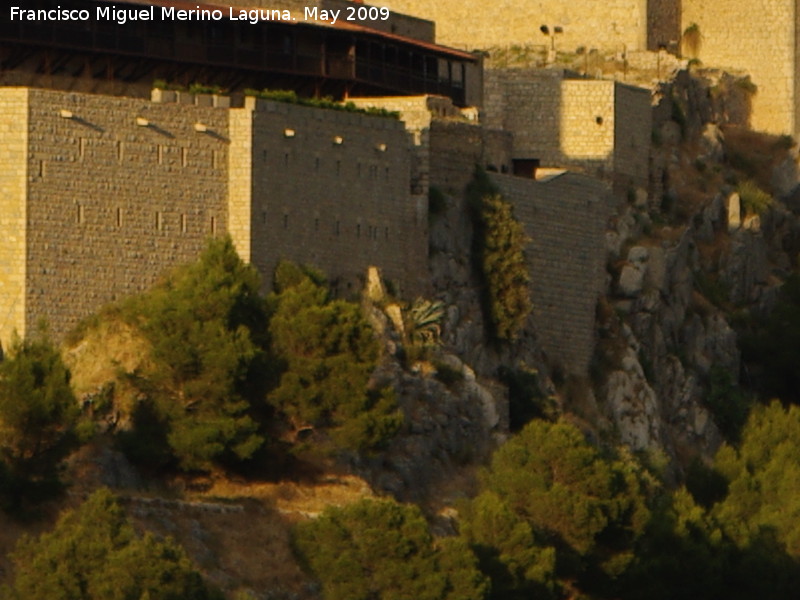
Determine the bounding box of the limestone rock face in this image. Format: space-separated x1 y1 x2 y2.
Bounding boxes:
361 356 506 502
605 347 662 450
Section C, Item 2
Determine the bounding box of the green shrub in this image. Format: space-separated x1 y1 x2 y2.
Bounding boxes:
119 236 268 471
0 335 79 509
267 263 402 454
4 489 222 599
293 498 489 600
467 169 532 342
244 89 400 118
479 420 651 577
460 491 556 599
704 365 750 442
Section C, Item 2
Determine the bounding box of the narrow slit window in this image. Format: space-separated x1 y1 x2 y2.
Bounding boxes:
356 224 361 238
314 218 319 231
157 145 164 165
283 214 288 229
116 207 123 228
181 147 188 167
77 203 84 224
335 220 340 236
262 211 267 225
180 213 187 233
336 160 341 175
79 138 86 160
116 140 123 162
38 160 45 178
155 211 163 231
284 153 289 167
315 157 320 171
210 216 217 234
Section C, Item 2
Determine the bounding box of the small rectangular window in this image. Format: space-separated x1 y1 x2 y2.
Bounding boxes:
116 207 123 228
38 160 45 178
180 213 187 233
284 153 289 167
210 216 217 234
77 203 84 224
116 141 123 162
155 211 163 230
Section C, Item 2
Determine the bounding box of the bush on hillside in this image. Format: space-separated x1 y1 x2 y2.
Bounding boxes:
293 498 489 600
0 335 79 509
119 236 269 471
267 262 402 454
4 488 222 599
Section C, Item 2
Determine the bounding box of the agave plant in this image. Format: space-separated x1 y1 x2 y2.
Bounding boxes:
404 298 446 347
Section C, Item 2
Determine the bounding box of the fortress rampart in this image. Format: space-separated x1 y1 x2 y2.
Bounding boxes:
0 87 429 346
0 87 230 344
229 96 427 297
484 70 651 191
491 172 610 375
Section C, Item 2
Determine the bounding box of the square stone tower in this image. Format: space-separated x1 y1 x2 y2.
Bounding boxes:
682 0 800 136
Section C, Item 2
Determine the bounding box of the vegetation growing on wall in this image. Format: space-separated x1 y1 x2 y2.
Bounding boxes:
467 168 532 342
244 88 400 119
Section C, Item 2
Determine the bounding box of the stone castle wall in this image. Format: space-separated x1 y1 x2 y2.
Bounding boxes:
613 83 653 189
0 89 29 346
374 0 651 52
682 0 798 136
232 97 428 296
491 172 610 374
22 88 230 342
647 0 683 50
484 70 650 189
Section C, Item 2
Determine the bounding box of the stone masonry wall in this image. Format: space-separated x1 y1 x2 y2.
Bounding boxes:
647 0 682 50
484 70 612 173
429 120 513 195
491 172 609 375
24 88 229 341
374 0 649 52
682 0 797 135
0 89 29 347
484 69 651 188
349 95 513 196
238 98 428 296
614 83 653 189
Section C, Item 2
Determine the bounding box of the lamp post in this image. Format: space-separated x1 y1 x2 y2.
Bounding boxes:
540 25 563 65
